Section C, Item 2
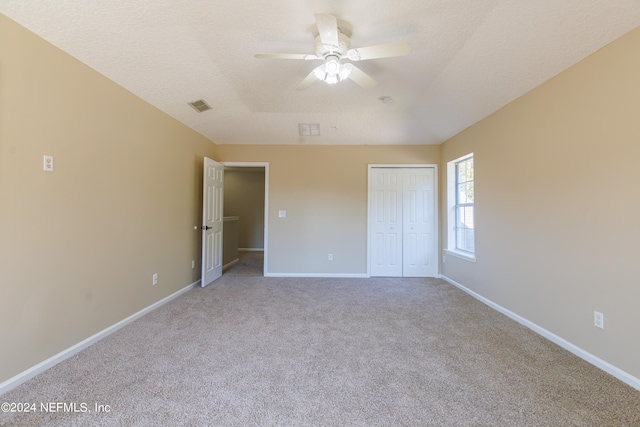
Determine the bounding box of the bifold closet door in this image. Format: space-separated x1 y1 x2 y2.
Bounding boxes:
402 168 436 277
371 168 404 277
370 167 436 277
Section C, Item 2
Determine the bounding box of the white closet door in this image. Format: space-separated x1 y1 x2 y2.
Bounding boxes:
402 168 436 277
369 166 436 278
370 168 403 277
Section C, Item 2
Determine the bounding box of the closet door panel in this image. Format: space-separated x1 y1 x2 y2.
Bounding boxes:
403 168 436 277
370 168 403 277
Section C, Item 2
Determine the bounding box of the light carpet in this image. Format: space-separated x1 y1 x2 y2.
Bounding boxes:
1 274 639 426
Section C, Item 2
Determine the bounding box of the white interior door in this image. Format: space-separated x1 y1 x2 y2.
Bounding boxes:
201 158 224 287
370 168 403 277
369 166 436 277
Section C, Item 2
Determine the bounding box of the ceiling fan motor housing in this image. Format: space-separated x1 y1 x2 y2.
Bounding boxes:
314 33 351 58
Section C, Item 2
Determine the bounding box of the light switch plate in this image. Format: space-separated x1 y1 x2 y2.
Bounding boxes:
43 155 54 172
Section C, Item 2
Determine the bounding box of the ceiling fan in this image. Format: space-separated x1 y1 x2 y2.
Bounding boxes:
254 13 411 90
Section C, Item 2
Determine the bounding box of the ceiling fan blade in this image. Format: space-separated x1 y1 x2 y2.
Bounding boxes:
348 66 378 89
255 53 320 60
314 13 339 48
296 70 318 90
346 41 411 61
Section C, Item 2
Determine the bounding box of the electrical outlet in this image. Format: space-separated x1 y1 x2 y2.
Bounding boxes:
442 255 446 263
152 273 158 286
191 260 195 269
328 253 333 261
43 155 54 172
594 311 604 329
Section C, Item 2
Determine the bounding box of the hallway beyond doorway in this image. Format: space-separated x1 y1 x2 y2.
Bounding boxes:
223 250 264 277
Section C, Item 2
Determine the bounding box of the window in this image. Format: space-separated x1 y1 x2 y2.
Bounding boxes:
447 154 475 261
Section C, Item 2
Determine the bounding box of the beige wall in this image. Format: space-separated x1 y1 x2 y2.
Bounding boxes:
222 218 240 266
9 5 637 392
216 145 440 275
441 27 640 379
0 16 216 383
224 169 265 249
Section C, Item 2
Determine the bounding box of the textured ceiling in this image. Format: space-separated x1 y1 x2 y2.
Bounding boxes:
2 1 640 145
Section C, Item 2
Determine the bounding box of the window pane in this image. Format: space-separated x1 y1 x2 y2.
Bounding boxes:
455 206 475 252
454 155 474 254
456 161 465 183
456 157 473 184
466 181 474 203
457 182 473 203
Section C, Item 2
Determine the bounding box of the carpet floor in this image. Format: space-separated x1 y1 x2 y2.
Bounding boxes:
223 250 264 277
1 272 639 426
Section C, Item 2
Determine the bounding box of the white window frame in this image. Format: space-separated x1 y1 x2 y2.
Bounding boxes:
445 154 476 262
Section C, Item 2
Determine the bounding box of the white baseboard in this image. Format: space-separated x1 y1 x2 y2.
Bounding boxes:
0 280 200 396
265 272 369 278
239 248 264 252
440 275 640 392
222 258 239 270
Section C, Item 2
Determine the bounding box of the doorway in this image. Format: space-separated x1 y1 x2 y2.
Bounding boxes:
368 165 438 277
222 162 269 276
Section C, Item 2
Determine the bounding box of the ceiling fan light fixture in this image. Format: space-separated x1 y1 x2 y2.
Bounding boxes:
325 57 340 74
313 65 326 81
325 74 339 85
313 58 353 85
339 63 353 80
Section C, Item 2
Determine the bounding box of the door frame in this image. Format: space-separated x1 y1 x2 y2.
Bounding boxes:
367 164 439 277
222 161 270 276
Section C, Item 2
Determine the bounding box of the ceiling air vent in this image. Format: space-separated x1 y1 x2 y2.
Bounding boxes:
188 99 211 113
298 123 320 136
